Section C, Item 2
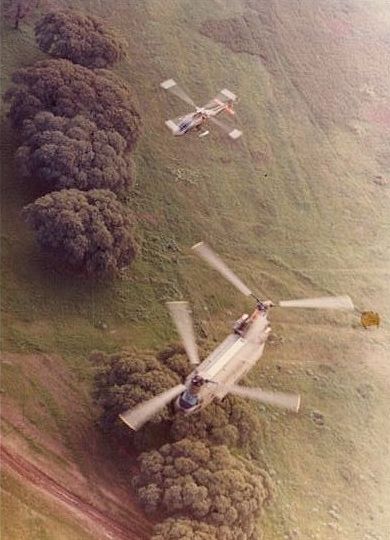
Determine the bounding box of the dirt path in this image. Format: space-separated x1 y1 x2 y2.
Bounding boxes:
0 445 151 540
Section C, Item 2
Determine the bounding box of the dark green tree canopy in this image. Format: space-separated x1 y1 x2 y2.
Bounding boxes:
92 349 181 431
23 189 137 275
16 112 134 194
171 395 263 449
5 59 141 150
151 518 219 540
35 10 126 68
156 344 192 380
151 517 263 540
134 438 270 537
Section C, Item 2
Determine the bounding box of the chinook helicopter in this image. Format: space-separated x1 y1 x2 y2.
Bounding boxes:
120 242 358 431
160 79 242 140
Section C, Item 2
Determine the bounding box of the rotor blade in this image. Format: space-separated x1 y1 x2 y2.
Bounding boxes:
209 114 231 132
222 384 301 412
191 242 253 297
167 301 200 365
119 384 186 431
160 79 198 109
209 115 242 139
279 295 354 310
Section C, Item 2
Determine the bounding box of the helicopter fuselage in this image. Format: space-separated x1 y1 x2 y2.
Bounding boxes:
175 307 271 414
172 102 232 136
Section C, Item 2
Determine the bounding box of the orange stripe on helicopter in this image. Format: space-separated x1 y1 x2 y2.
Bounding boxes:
214 98 235 115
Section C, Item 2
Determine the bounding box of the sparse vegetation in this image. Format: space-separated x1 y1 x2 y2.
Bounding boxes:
4 59 142 150
35 10 126 68
3 0 38 30
16 112 134 194
22 189 137 276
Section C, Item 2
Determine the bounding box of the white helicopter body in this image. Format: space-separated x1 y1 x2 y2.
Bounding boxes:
161 79 242 140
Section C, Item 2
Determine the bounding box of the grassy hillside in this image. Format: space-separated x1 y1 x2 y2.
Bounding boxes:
1 0 389 539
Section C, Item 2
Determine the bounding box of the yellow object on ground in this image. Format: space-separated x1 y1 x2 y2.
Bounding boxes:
360 311 380 328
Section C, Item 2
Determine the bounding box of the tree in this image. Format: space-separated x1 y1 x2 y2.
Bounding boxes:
92 349 181 431
152 518 264 540
23 189 137 275
3 0 38 30
156 344 192 379
152 518 219 540
35 10 126 68
4 59 141 150
134 439 271 537
170 395 263 449
16 112 134 194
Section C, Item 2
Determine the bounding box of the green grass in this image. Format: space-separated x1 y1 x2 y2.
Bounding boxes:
1 0 390 538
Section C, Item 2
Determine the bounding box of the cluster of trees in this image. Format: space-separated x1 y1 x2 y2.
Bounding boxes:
16 112 135 194
4 10 141 276
92 348 184 432
134 439 270 540
92 347 272 538
171 394 262 450
152 518 229 540
35 10 126 68
5 59 141 149
23 190 137 275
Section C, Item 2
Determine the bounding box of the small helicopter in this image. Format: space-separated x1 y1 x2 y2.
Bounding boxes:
160 79 242 140
120 242 357 431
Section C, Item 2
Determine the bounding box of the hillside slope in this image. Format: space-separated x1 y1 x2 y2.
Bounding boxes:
1 0 389 539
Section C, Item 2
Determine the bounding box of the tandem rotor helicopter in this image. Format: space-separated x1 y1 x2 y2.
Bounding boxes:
160 78 243 140
120 242 364 432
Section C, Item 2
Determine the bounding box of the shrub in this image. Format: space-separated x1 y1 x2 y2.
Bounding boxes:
16 112 134 194
4 59 141 150
134 438 270 536
23 189 137 275
35 10 126 68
